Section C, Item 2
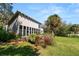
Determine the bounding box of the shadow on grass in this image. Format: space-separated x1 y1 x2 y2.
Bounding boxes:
0 45 40 56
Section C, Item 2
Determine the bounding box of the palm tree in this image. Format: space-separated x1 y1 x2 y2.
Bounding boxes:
45 14 62 34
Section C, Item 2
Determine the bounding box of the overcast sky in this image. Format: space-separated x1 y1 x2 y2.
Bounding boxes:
12 3 79 24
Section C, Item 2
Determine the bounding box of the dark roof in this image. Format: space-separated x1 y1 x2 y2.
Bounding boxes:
8 11 41 26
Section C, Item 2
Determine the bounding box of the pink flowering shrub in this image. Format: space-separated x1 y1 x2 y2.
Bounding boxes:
43 34 52 45
35 34 54 48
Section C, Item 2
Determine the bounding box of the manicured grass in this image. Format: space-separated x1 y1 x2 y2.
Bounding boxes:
0 42 39 56
39 36 79 56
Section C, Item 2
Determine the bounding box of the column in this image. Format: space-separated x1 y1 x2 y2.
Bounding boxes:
32 28 33 34
33 28 34 34
30 27 32 34
16 25 20 35
27 27 28 36
22 26 24 36
35 29 36 34
26 26 27 36
30 27 31 35
36 29 37 34
28 27 30 35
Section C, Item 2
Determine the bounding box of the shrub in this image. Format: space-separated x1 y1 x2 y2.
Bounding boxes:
35 35 41 46
0 28 16 42
28 33 54 48
16 35 21 39
43 34 53 45
35 33 54 48
43 34 54 45
28 34 36 44
8 32 16 40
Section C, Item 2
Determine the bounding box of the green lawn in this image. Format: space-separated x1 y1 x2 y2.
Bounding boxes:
0 36 79 56
39 36 79 56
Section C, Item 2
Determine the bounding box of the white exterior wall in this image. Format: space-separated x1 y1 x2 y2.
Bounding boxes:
17 15 39 29
9 18 17 31
9 14 43 36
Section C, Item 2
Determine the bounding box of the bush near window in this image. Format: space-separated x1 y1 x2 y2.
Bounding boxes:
15 34 21 39
0 28 16 42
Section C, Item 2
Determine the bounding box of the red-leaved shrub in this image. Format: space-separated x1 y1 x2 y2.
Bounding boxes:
43 34 53 45
35 34 54 48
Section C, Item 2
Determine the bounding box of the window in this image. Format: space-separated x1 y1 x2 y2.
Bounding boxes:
32 28 33 33
39 24 41 28
27 27 29 36
30 27 31 34
23 26 26 36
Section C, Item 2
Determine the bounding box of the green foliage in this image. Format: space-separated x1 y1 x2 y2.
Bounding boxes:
28 33 54 48
8 32 16 40
0 42 39 56
56 23 71 37
0 3 13 25
44 14 62 34
0 28 16 42
0 16 3 27
16 35 21 39
69 24 79 34
47 14 62 28
28 34 36 43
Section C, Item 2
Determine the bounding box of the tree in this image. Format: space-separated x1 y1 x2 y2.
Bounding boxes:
69 24 79 34
45 14 62 34
0 3 13 26
0 16 3 27
56 22 72 36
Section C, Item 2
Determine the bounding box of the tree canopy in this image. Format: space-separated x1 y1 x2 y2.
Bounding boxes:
69 24 79 34
44 14 62 34
0 3 13 26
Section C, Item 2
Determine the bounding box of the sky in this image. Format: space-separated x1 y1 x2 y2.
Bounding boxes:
12 3 79 24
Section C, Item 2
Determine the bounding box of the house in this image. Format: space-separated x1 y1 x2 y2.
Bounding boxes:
8 11 43 36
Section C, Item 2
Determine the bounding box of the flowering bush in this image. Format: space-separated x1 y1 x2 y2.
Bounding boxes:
43 34 53 45
27 32 54 48
35 33 54 48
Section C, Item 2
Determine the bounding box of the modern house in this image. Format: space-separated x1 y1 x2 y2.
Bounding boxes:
8 11 43 36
